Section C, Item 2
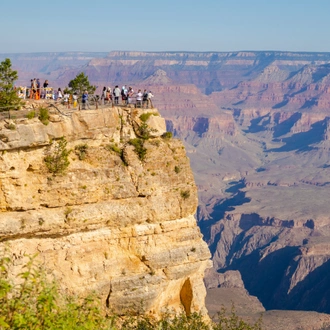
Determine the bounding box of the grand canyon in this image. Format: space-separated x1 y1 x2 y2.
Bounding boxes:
2 50 330 329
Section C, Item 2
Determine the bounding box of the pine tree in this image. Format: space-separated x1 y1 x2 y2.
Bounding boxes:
0 58 23 112
68 72 96 97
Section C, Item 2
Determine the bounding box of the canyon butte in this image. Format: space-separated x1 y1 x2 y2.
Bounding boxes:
3 50 330 329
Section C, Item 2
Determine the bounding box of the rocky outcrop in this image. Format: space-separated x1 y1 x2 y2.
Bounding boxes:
0 106 211 316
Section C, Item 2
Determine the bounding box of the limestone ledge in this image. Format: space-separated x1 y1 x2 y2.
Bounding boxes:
0 106 211 316
5 215 211 315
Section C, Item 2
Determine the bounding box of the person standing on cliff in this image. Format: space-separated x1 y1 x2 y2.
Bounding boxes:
82 90 90 109
142 89 148 108
31 78 37 99
36 79 41 100
43 80 49 99
147 91 154 108
127 87 134 106
113 86 120 105
107 87 112 103
121 85 127 105
73 92 78 108
101 86 107 105
136 89 143 108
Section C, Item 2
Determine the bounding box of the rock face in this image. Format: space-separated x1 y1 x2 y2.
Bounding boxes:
0 106 211 316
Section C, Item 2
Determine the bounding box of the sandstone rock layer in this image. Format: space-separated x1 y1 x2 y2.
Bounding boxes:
0 106 211 316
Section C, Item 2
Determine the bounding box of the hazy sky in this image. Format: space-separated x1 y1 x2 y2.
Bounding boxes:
1 0 330 53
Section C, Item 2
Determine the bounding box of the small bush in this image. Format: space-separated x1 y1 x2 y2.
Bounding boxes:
180 190 190 200
0 253 262 330
138 122 152 140
6 123 16 130
74 143 88 160
26 110 36 119
44 137 71 175
174 166 181 174
150 139 160 147
129 138 147 161
38 107 50 125
106 143 122 156
162 131 173 139
139 112 158 122
0 253 110 330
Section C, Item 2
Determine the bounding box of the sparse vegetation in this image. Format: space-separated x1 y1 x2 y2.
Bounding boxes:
0 254 262 330
0 253 109 330
150 139 160 147
26 110 36 119
139 112 158 123
64 206 73 218
138 122 152 140
38 107 50 125
44 137 71 175
162 131 173 139
129 138 147 161
106 143 122 156
174 166 181 174
6 123 16 130
74 143 88 160
180 190 190 200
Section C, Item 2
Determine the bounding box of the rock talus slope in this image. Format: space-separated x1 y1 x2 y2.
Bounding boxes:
0 106 211 316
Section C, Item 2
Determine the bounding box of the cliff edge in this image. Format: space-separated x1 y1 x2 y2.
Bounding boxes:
0 105 211 316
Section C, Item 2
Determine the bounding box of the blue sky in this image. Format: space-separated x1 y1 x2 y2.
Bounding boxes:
1 0 330 53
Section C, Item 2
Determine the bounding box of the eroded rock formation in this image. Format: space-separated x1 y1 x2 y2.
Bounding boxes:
0 105 211 316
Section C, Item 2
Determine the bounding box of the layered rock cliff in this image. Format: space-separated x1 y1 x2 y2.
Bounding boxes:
0 105 211 316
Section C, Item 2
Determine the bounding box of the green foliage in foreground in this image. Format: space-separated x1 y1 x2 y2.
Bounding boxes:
0 254 108 330
0 253 263 330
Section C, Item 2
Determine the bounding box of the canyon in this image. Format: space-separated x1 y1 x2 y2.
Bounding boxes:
3 50 330 328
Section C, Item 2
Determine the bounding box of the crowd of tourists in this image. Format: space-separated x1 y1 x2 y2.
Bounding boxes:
98 86 154 108
17 80 154 110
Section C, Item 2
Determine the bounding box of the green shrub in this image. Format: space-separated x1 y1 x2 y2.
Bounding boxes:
174 166 181 174
44 137 71 175
213 305 262 330
138 122 152 140
6 123 16 130
150 139 160 147
129 138 147 161
74 143 88 160
162 132 173 139
0 253 262 330
0 253 110 330
26 110 36 119
106 143 122 156
139 112 158 123
38 107 50 125
180 190 190 200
